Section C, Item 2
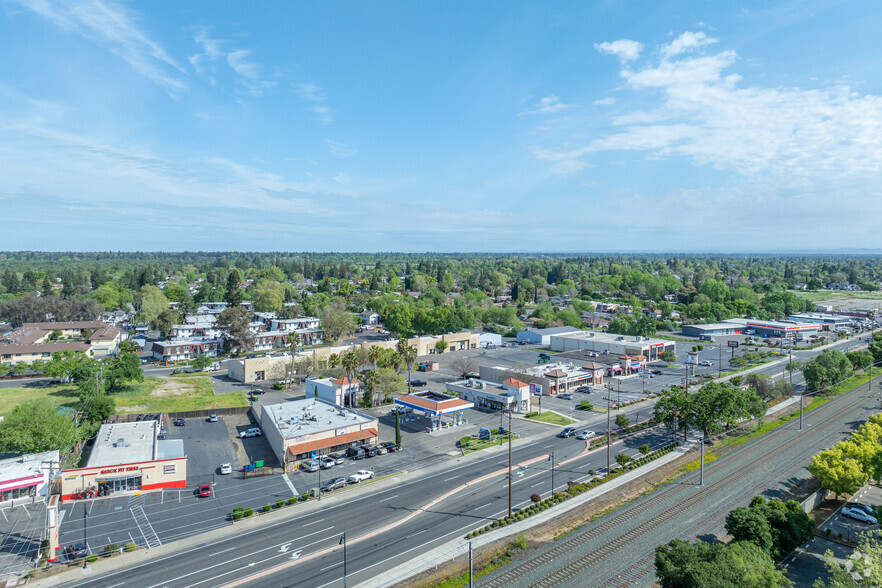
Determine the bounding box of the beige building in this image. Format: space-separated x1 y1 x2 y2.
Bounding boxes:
227 354 293 383
0 321 119 365
260 399 379 468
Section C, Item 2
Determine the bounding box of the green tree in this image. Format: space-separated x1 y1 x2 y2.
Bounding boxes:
655 539 792 588
361 369 380 407
802 349 853 391
224 269 243 306
615 453 631 467
0 363 9 377
250 279 285 312
44 350 93 383
395 409 402 448
11 362 29 375
216 306 254 355
383 303 414 338
846 350 874 371
615 413 629 429
0 399 77 453
661 350 676 363
726 496 813 560
153 308 179 337
192 354 213 371
809 445 869 498
686 382 767 438
321 303 358 344
654 387 690 438
137 285 169 326
815 529 882 587
435 340 448 354
104 352 144 392
88 394 117 422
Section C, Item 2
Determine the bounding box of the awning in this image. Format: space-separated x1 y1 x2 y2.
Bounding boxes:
287 428 379 455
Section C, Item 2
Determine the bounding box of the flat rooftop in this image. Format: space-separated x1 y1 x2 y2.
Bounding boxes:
0 450 59 481
263 399 375 440
549 330 674 346
88 421 159 468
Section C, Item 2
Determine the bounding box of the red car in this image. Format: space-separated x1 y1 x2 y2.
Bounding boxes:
199 484 212 498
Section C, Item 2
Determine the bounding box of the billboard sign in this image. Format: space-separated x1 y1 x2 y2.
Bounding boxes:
727 340 739 348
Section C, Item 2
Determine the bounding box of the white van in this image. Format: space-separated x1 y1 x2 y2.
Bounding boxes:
239 428 262 438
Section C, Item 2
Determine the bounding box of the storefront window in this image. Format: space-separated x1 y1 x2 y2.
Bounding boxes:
96 475 142 493
1 484 36 503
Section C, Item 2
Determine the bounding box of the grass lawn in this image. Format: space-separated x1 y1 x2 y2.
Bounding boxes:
0 383 80 416
114 377 248 413
462 433 517 455
793 291 882 303
526 411 576 426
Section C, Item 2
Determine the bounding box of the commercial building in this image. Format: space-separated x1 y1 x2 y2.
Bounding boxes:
306 376 360 407
394 390 473 430
681 323 745 337
60 420 186 500
260 399 379 469
446 377 531 413
787 313 850 329
549 331 676 361
227 354 293 383
516 326 581 346
0 450 59 505
472 331 502 348
404 331 481 355
722 318 822 338
479 361 604 396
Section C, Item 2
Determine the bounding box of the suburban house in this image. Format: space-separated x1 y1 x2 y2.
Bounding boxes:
269 317 321 332
359 310 381 325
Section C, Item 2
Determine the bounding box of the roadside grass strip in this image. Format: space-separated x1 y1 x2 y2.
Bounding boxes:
524 412 576 426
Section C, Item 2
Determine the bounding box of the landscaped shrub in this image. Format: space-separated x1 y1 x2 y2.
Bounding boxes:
232 511 243 520
124 542 137 552
233 507 244 514
276 499 286 508
287 496 298 505
459 436 472 448
300 492 310 501
244 508 254 517
86 554 99 563
104 543 119 554
639 444 651 455
530 493 541 503
263 503 272 512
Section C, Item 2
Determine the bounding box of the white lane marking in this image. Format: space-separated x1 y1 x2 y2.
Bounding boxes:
406 529 427 538
281 474 298 496
444 475 459 481
530 481 545 488
302 518 325 527
476 503 492 509
543 444 555 449
211 547 238 557
379 495 398 503
320 562 339 572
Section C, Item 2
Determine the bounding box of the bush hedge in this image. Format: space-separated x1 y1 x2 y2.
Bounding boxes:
86 554 99 563
276 499 286 509
104 543 119 554
287 496 298 505
244 508 254 517
124 542 138 552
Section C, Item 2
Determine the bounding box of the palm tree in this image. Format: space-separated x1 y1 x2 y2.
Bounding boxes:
362 369 380 408
368 345 382 369
397 339 418 393
341 350 360 408
328 353 340 369
287 332 301 387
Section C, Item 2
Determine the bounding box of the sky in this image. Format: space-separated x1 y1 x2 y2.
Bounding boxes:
1 0 881 252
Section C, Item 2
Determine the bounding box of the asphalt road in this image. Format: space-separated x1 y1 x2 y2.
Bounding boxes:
54 405 669 588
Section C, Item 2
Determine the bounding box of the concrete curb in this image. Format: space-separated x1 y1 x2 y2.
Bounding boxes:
355 443 695 588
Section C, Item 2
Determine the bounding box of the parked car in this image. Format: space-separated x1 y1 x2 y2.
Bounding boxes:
174 417 185 426
346 446 366 460
699 360 714 367
842 506 878 524
220 463 232 475
65 542 88 560
376 445 388 455
157 433 167 440
651 369 663 375
329 452 347 465
321 477 348 492
575 386 592 393
558 427 578 438
558 393 573 400
318 456 335 469
408 379 427 387
239 427 262 438
250 388 265 395
576 430 596 440
303 460 321 472
198 484 212 498
847 503 877 517
361 444 378 458
348 470 374 483
380 442 400 453
208 414 218 423
538 353 550 359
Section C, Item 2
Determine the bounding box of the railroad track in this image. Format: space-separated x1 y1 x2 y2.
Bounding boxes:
480 384 877 588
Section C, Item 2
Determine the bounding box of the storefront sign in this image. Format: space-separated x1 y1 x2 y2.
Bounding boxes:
335 428 347 436
98 466 141 475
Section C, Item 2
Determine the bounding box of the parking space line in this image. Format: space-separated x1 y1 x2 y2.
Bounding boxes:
0 509 7 522
281 474 298 497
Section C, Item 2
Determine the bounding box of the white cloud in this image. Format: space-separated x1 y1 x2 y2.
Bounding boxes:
533 32 882 182
662 31 718 58
551 160 591 175
326 139 358 158
226 49 275 96
293 82 333 123
521 94 576 115
594 39 643 62
14 0 187 94
593 97 616 105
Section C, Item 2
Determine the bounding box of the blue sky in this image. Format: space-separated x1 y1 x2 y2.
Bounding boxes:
1 0 881 252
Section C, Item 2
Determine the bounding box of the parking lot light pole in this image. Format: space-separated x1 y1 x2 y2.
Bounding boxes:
318 460 321 501
548 452 555 497
507 410 513 519
83 507 87 568
604 384 613 474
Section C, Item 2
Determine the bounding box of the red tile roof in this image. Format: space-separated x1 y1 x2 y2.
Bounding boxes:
503 377 528 388
287 428 378 455
544 369 567 378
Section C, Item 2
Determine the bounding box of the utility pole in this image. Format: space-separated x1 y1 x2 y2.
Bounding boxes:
789 340 794 385
469 541 473 588
683 364 690 442
507 409 513 519
605 383 612 474
718 344 722 379
339 532 348 588
83 507 88 568
548 451 555 497
699 435 705 486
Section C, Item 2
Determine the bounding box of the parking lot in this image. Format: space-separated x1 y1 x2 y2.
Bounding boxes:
0 501 46 578
818 484 882 543
162 415 242 485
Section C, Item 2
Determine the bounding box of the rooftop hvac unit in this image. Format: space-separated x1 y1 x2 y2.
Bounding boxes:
115 438 125 447
478 381 485 389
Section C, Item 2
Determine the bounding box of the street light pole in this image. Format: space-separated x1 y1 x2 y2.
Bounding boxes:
605 383 612 474
548 451 555 497
339 532 348 588
83 507 88 568
507 410 513 519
